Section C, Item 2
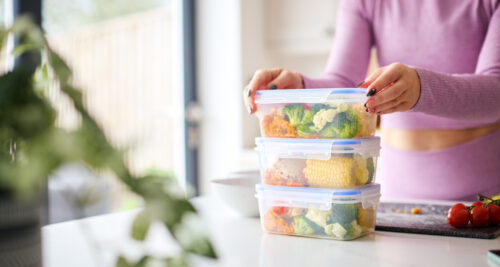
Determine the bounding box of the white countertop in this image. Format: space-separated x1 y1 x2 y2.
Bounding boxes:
42 196 500 267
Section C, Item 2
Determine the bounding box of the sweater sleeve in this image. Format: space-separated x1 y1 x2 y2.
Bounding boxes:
302 0 373 88
410 5 500 123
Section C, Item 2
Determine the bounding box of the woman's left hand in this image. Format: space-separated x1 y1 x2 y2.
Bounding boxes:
359 63 421 115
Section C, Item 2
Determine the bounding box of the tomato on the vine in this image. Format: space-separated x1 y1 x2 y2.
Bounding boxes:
471 201 484 208
487 203 500 225
448 203 467 214
470 206 489 227
447 205 469 228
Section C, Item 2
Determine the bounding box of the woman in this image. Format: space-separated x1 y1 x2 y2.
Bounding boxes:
244 0 500 201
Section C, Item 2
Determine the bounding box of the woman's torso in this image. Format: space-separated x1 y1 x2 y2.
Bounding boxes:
364 0 500 199
368 0 499 150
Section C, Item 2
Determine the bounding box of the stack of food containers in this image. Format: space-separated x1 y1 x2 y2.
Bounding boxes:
253 88 381 241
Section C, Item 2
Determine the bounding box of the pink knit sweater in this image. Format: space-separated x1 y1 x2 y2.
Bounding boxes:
302 0 500 200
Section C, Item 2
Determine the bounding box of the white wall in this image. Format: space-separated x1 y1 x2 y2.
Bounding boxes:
196 0 245 195
196 0 338 195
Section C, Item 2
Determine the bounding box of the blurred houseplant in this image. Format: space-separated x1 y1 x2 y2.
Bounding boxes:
0 16 215 267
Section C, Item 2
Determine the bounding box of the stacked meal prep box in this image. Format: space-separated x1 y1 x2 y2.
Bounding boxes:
253 89 381 240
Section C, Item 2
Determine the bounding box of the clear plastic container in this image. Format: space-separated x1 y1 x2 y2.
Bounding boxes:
255 137 380 189
254 88 376 139
256 183 380 240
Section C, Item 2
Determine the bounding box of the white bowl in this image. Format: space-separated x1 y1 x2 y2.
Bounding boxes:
211 174 260 217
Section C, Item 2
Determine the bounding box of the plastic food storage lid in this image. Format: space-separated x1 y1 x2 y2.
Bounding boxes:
254 88 366 104
255 137 380 160
256 183 381 210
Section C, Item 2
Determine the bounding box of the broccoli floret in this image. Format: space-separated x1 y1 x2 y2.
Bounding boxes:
346 220 363 239
319 123 340 138
293 215 323 235
333 109 360 138
330 204 359 228
296 124 311 137
301 104 330 125
319 109 360 138
282 104 304 127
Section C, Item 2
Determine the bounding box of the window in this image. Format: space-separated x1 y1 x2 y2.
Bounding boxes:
41 0 188 215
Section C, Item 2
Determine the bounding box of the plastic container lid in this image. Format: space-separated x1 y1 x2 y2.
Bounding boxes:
254 88 366 104
255 137 381 160
256 183 381 210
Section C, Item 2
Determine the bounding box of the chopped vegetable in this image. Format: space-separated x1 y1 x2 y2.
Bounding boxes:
353 154 369 185
346 221 363 239
272 206 287 216
303 157 356 188
330 223 347 238
357 206 375 228
293 215 322 235
312 108 337 131
283 104 305 127
324 223 334 236
329 110 360 138
301 104 330 126
305 209 331 227
263 210 294 234
411 208 421 214
366 158 375 184
261 114 296 137
331 203 359 228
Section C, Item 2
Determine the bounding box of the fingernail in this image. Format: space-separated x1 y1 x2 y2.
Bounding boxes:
365 108 369 112
367 88 376 97
269 84 277 90
356 81 365 88
364 103 367 108
246 89 251 97
247 106 252 114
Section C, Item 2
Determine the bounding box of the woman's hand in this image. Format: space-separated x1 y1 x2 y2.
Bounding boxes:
244 68 304 114
360 63 421 115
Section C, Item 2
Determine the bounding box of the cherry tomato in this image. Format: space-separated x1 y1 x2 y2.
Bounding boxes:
448 203 467 214
471 201 484 208
487 203 500 225
272 206 287 216
470 206 489 227
447 207 469 228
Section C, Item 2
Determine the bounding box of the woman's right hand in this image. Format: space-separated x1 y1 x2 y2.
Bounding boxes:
244 68 304 114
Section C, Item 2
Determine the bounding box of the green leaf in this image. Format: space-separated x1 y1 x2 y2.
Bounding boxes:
131 211 151 241
12 42 40 56
47 50 72 83
115 256 132 267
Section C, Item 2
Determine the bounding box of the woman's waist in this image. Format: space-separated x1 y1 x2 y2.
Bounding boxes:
380 112 500 130
381 123 500 151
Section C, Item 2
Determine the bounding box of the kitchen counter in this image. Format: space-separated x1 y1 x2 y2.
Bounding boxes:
42 196 500 267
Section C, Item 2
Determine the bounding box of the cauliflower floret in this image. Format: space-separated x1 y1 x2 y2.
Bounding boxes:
312 109 337 130
305 209 331 227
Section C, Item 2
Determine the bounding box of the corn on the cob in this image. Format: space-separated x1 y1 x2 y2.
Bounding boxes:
354 154 369 185
303 156 356 188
